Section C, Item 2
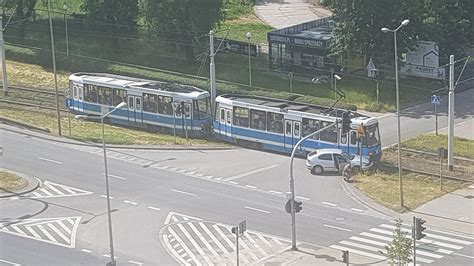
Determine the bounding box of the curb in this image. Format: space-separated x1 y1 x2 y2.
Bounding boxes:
0 169 41 198
0 117 50 133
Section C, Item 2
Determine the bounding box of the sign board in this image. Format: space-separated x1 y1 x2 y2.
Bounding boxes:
217 38 258 57
367 57 378 78
238 220 246 236
400 41 445 80
437 147 448 159
64 88 72 98
431 95 440 105
357 126 365 137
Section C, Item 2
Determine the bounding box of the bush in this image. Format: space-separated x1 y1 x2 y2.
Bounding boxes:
364 102 392 112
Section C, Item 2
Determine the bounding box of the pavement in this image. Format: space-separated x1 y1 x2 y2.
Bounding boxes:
254 0 332 29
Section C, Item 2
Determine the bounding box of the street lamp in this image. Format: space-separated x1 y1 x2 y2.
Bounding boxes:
75 102 127 266
334 74 342 100
381 19 409 209
47 0 62 136
246 31 252 87
63 2 69 56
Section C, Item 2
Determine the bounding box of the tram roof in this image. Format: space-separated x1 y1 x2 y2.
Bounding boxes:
218 94 369 118
70 73 206 94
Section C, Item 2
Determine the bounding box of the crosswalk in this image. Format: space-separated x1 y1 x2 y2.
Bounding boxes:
0 216 81 248
28 181 93 199
330 221 474 264
162 212 290 265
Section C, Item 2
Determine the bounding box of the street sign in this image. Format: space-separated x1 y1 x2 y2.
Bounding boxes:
431 95 441 105
238 220 246 236
356 125 365 137
64 88 72 98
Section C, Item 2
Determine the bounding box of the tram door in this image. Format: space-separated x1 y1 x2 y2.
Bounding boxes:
284 120 301 151
127 95 143 124
219 107 232 138
73 84 84 113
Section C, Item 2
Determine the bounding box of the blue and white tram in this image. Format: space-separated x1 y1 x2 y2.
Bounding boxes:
213 94 382 161
66 73 212 136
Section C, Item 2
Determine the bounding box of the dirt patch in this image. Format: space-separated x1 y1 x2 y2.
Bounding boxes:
0 171 28 192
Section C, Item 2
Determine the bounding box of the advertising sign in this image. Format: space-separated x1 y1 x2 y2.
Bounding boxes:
400 41 445 80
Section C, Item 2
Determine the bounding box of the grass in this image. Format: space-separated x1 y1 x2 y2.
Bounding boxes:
354 172 469 212
401 134 474 160
3 60 69 90
216 13 274 44
0 106 224 146
0 171 28 192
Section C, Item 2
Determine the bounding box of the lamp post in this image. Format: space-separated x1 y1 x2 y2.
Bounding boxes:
289 122 336 250
63 2 69 56
334 74 341 100
47 0 62 136
246 32 252 87
75 102 127 266
381 19 409 209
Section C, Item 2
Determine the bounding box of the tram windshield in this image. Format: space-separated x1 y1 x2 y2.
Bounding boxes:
362 124 380 146
194 97 212 119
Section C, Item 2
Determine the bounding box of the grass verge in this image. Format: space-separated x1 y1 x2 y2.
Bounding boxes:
401 134 474 160
0 171 28 192
0 106 225 146
353 172 469 212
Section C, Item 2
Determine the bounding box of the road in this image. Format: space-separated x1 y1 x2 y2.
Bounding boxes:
1 127 473 265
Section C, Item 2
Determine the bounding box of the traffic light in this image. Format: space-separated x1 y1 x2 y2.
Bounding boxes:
342 111 351 134
415 218 427 240
342 250 349 264
294 200 302 213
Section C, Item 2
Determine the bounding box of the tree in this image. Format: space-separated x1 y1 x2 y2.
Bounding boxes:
385 219 412 265
141 0 225 59
81 0 139 31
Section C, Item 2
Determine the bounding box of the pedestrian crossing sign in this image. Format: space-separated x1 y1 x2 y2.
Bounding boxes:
431 95 441 105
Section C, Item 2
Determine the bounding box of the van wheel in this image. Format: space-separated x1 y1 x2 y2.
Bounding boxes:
311 165 323 175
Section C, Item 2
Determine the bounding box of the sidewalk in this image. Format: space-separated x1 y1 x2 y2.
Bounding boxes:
254 0 332 29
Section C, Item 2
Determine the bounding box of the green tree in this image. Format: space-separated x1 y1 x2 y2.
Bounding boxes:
1 0 36 19
385 219 412 265
141 0 225 59
81 0 139 30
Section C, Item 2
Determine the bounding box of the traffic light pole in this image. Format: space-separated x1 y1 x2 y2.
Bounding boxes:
289 122 336 250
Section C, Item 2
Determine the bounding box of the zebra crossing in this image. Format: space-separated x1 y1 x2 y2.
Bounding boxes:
162 212 291 265
330 221 474 264
28 181 93 199
0 216 81 248
94 149 155 167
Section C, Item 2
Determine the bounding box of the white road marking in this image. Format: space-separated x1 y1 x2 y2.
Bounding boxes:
81 249 92 253
123 200 138 205
203 175 214 179
244 206 271 214
187 222 220 259
269 190 283 195
57 220 72 235
176 222 212 265
195 173 204 177
228 181 238 185
351 208 365 212
330 244 386 260
323 224 352 232
243 231 268 257
380 224 473 245
46 223 69 244
147 206 161 211
25 225 41 239
46 183 65 195
37 224 58 243
162 233 190 266
128 260 143 265
245 185 258 189
223 164 279 181
453 252 474 259
100 195 114 199
10 225 26 235
103 173 126 180
296 196 310 201
321 201 337 207
42 189 54 197
0 259 20 266
198 222 232 257
38 157 63 165
427 228 474 240
171 189 197 197
256 233 273 248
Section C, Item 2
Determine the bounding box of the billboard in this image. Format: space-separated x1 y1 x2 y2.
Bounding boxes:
400 41 445 80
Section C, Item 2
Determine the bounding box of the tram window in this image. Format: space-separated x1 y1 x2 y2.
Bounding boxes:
184 104 191 117
89 85 98 103
226 110 231 123
97 86 112 106
162 96 173 115
341 133 348 144
286 121 292 135
320 123 337 143
76 85 81 100
350 131 357 145
220 109 225 122
250 109 266 131
143 93 158 113
113 89 126 106
233 107 249 127
214 102 220 120
135 97 142 112
267 112 284 134
196 98 211 119
175 104 182 117
302 118 320 139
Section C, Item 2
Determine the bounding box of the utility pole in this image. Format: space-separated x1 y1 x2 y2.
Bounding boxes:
448 55 454 170
48 0 62 136
209 30 216 116
0 16 8 96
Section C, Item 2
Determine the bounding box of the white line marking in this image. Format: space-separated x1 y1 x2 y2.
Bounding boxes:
81 249 92 253
296 196 310 201
228 181 238 185
380 224 472 245
188 222 220 259
426 228 474 240
245 185 258 189
223 164 279 181
147 206 161 211
100 195 114 199
57 220 72 235
203 175 213 179
330 244 386 260
214 177 222 180
212 224 247 263
171 189 197 197
37 224 58 243
128 260 143 265
324 224 352 232
351 208 365 212
0 259 21 266
175 223 212 265
162 234 190 266
256 234 273 248
269 190 283 195
243 231 269 257
41 189 54 197
46 183 65 195
38 157 63 165
453 252 474 259
10 225 26 235
198 222 231 257
46 223 70 244
25 225 41 239
32 192 42 197
195 173 204 177
244 206 271 214
103 173 126 180
321 201 337 207
350 236 385 246
123 200 138 205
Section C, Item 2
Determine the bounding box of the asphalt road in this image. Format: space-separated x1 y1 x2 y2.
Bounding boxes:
1 128 473 265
